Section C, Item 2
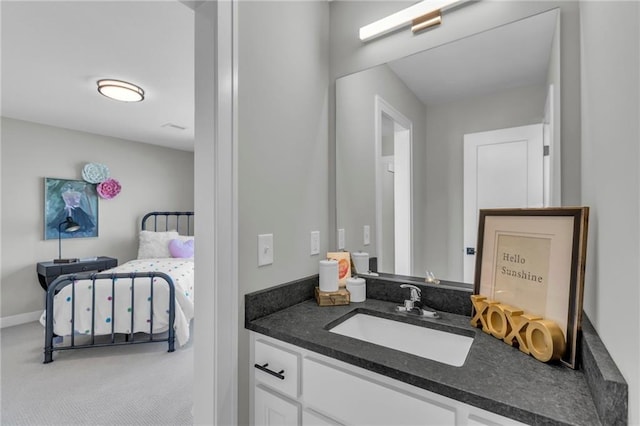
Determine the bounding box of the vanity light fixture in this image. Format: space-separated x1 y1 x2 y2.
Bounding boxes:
97 79 145 102
359 0 463 42
411 10 442 34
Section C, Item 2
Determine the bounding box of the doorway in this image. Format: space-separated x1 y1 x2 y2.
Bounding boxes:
375 95 412 276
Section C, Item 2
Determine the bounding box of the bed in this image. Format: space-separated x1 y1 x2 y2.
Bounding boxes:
41 211 194 363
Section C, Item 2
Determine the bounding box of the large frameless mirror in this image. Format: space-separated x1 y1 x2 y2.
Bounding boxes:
336 9 561 284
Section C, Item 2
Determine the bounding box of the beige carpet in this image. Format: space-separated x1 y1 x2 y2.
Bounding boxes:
1 321 193 425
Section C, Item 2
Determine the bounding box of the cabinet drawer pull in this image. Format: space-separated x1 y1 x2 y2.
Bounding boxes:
254 363 285 380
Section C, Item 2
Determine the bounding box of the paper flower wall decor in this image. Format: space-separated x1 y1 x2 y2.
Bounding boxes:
81 162 122 200
82 163 110 184
97 178 122 199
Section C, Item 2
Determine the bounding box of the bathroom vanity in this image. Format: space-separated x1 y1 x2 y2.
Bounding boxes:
252 331 528 426
245 275 627 425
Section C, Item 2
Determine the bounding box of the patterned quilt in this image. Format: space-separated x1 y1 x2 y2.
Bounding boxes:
40 258 195 346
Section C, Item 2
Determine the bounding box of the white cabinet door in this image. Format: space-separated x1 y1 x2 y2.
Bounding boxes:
303 357 456 425
302 409 343 426
255 385 300 426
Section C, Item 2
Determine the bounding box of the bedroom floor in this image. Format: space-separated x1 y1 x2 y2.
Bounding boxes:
0 321 193 425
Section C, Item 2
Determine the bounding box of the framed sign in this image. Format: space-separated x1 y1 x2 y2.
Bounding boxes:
473 207 589 369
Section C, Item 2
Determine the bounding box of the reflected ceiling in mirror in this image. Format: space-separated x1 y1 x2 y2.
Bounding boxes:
335 9 560 284
388 10 557 106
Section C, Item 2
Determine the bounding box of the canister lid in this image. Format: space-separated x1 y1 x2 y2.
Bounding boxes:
346 277 365 287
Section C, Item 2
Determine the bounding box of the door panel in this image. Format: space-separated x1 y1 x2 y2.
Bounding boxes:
463 124 543 283
254 385 299 426
476 140 529 208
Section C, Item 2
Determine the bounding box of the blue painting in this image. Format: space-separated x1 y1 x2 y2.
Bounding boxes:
44 178 99 240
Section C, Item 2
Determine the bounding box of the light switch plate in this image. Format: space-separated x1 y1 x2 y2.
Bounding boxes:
258 234 273 266
310 231 320 255
363 225 370 246
338 229 345 250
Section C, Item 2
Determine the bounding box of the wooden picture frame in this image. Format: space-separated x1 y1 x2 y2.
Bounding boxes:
473 207 589 369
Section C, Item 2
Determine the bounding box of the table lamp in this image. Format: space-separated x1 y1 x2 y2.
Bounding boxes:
54 216 81 264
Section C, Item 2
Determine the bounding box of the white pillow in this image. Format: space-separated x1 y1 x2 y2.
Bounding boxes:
176 235 194 243
137 230 179 259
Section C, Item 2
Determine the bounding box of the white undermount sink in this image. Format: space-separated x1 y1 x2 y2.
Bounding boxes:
329 313 473 367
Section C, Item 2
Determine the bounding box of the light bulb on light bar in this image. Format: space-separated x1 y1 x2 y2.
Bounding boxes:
412 11 442 33
359 0 463 41
97 79 145 102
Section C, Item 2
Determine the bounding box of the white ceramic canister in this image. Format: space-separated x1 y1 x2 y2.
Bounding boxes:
319 259 339 292
352 252 369 275
346 277 366 302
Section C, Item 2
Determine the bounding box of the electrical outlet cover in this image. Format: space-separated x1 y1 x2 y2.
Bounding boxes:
311 231 320 255
258 234 274 266
338 229 345 250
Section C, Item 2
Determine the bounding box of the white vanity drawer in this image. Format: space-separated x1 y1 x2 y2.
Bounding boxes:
254 337 300 399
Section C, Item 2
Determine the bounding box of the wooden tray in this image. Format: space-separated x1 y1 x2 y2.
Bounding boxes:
315 287 350 306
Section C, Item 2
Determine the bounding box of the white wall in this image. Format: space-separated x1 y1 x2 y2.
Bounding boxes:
192 2 222 423
336 63 427 276
236 2 329 424
0 117 194 321
580 2 640 423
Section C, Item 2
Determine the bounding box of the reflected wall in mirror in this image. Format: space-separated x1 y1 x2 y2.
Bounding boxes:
336 8 561 283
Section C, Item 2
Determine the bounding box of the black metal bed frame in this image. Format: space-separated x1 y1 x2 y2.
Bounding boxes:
43 211 194 363
141 211 194 235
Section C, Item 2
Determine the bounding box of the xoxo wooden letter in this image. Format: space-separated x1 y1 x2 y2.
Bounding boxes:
502 308 541 355
470 295 566 363
470 295 498 334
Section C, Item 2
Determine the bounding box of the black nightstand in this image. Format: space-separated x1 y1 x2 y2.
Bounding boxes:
36 256 118 291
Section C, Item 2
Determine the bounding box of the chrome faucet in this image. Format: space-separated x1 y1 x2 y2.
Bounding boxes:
396 284 439 318
401 284 421 310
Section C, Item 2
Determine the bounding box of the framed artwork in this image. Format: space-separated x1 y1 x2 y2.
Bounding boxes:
473 207 589 369
327 251 351 287
44 178 99 240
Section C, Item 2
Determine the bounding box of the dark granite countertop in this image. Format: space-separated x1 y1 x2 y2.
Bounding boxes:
245 275 627 425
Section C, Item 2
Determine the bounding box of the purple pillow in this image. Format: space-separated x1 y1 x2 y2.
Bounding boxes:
168 238 194 258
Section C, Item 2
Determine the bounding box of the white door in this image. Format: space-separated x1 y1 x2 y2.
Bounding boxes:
463 124 544 283
393 126 411 275
379 156 395 274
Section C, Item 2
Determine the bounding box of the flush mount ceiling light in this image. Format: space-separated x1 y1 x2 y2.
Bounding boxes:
97 79 145 102
359 0 465 42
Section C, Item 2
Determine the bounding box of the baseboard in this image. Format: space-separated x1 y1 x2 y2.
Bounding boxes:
0 310 42 328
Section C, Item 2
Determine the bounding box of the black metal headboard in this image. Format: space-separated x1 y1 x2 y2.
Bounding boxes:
141 211 194 236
